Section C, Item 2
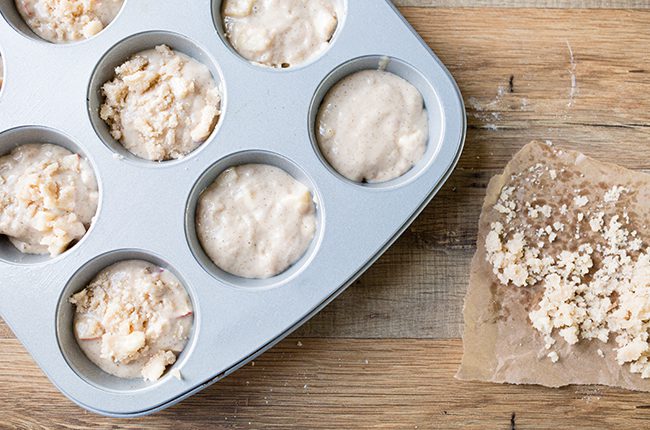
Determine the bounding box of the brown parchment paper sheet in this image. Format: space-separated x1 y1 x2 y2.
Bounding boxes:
457 140 650 391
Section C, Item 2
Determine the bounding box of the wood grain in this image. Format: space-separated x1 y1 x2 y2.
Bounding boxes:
2 338 650 429
2 6 650 429
394 0 650 8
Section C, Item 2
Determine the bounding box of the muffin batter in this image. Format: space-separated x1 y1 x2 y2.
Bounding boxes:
316 70 429 183
16 0 124 43
100 45 222 161
222 0 338 68
70 260 193 381
0 144 98 257
196 164 316 279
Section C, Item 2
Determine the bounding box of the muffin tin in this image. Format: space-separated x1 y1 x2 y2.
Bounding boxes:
0 0 465 417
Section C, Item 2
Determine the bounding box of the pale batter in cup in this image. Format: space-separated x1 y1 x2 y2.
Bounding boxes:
196 164 316 279
0 144 98 257
16 0 124 43
316 69 429 183
222 0 338 68
100 45 222 162
70 260 193 382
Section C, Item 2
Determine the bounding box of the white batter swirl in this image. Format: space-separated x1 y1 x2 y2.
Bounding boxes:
196 164 316 279
316 70 429 183
222 0 338 68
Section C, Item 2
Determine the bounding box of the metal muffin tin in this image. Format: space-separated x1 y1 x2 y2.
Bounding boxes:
0 0 465 417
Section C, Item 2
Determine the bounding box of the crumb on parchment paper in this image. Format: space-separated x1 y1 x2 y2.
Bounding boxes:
458 140 650 392
483 140 650 379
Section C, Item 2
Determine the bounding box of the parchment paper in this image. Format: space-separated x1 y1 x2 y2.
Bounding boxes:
457 140 650 391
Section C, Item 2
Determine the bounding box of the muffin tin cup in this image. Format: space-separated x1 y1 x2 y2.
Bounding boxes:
309 55 445 189
185 150 326 290
0 0 128 44
211 0 349 70
87 30 227 165
0 126 103 266
56 249 200 393
0 0 465 417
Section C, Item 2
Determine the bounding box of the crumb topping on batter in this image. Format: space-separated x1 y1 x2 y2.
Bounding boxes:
100 45 222 161
70 260 193 381
16 0 124 43
0 144 98 256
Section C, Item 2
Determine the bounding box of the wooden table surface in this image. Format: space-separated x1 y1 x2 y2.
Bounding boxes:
3 2 650 429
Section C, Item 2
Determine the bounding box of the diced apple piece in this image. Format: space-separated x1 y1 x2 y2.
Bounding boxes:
101 331 146 363
141 351 176 382
223 0 255 17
